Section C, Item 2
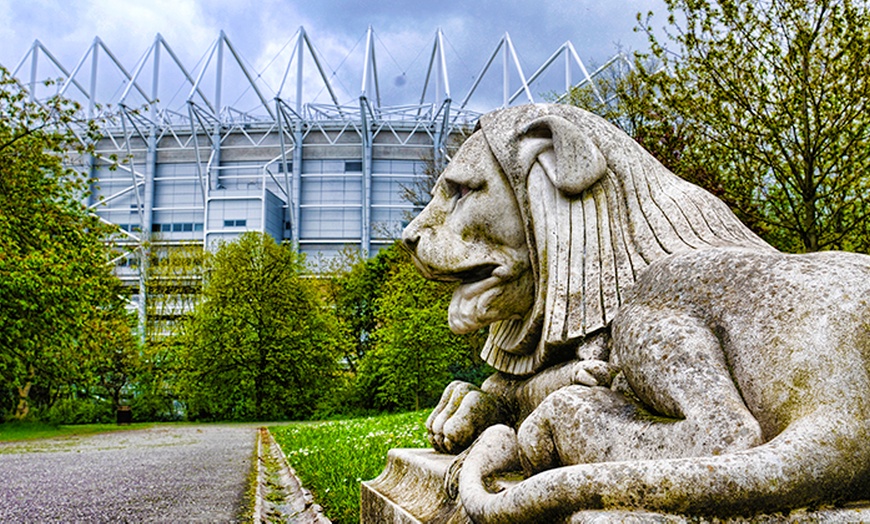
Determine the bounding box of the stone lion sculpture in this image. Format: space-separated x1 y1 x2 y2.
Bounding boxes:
398 104 870 522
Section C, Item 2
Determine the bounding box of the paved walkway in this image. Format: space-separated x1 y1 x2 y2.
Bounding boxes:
0 425 257 522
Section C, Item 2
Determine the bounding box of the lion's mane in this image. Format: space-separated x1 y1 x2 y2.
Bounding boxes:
476 104 774 376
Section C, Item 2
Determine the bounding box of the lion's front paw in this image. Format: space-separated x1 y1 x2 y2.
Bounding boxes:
427 381 504 454
572 359 618 388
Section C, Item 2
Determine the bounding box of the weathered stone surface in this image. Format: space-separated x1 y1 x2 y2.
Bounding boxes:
363 449 870 523
361 449 461 523
376 103 870 523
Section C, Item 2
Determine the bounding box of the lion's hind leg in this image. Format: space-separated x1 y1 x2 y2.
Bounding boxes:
517 385 671 473
517 308 764 474
611 305 765 455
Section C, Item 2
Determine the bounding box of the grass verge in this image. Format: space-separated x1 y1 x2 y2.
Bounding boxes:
270 410 429 524
0 421 153 443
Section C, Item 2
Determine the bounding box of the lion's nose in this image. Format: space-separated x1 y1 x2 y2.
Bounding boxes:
402 226 420 254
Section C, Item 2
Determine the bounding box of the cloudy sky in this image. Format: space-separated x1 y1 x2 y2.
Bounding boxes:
0 0 668 115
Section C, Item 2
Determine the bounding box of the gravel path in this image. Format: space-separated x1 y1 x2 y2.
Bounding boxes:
0 424 257 523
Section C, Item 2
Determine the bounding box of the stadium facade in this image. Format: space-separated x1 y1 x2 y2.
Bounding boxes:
8 28 626 325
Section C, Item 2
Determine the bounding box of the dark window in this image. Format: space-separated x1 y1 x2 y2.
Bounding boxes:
345 161 363 173
182 223 193 232
152 223 161 232
194 223 203 232
277 161 293 173
172 223 184 232
224 219 247 228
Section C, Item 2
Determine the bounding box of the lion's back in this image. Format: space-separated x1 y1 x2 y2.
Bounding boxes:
630 247 870 325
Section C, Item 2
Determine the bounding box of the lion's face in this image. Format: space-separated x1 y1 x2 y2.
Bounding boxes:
403 104 771 376
402 132 535 335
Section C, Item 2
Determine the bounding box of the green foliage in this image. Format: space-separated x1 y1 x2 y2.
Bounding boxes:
0 65 136 421
635 0 870 252
270 410 429 524
178 232 339 421
40 396 114 425
352 243 488 412
145 242 206 338
130 243 208 421
131 336 185 421
324 245 404 373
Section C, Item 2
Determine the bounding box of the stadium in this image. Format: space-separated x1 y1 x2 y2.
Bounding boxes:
7 27 626 324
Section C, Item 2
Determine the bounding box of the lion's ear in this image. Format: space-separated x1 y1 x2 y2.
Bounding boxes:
520 115 607 196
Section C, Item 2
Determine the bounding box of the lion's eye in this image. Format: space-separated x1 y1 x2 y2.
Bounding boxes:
439 178 481 207
445 181 474 200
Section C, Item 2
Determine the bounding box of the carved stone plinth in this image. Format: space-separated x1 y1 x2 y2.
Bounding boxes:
361 448 465 524
361 447 870 523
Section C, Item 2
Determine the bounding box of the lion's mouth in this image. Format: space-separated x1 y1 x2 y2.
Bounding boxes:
432 264 499 284
444 264 498 284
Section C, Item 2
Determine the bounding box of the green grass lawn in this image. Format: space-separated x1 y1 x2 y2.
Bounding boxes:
270 410 430 524
0 421 153 443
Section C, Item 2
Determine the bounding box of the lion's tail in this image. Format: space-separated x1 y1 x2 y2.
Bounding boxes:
459 415 869 523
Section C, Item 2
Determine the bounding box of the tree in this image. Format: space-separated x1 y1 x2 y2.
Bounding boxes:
178 232 338 421
126 242 207 421
637 0 870 253
324 245 405 373
0 65 132 420
79 307 138 414
145 242 207 339
564 59 772 237
41 303 139 425
355 243 488 412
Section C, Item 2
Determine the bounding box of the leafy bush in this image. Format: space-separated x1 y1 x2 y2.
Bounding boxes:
41 397 113 425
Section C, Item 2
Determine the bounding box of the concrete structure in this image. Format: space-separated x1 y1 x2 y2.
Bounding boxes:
8 28 627 327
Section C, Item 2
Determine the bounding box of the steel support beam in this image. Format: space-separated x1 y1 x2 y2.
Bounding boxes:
360 97 373 254
292 125 303 246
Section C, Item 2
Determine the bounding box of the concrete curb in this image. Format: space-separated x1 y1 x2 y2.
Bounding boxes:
255 427 331 523
254 428 265 522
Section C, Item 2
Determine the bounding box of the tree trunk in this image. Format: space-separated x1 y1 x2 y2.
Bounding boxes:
801 194 818 252
255 346 266 420
13 375 33 420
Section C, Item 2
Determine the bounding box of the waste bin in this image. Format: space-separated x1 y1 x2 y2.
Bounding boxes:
116 405 132 425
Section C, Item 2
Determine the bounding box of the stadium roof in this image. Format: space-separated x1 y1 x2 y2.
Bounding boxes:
8 27 630 130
